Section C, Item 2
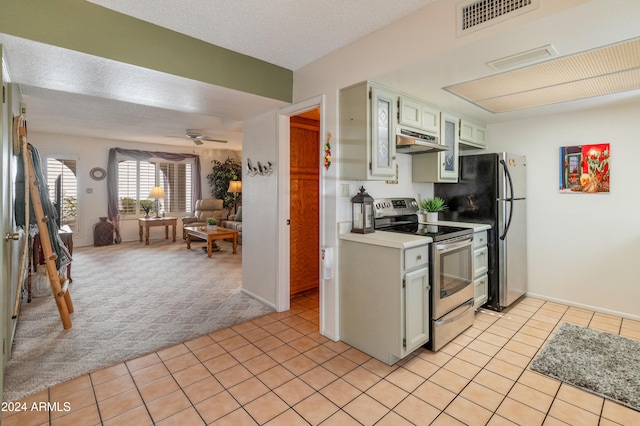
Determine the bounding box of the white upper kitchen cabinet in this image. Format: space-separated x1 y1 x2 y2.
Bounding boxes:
398 96 440 136
339 81 397 180
459 117 487 149
412 111 460 183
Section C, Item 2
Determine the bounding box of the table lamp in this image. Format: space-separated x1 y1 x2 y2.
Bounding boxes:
228 181 242 215
149 186 166 218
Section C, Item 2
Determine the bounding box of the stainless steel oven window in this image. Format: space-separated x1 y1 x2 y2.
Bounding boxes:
432 236 474 318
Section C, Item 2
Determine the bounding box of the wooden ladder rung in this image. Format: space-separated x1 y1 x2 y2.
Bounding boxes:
58 278 69 297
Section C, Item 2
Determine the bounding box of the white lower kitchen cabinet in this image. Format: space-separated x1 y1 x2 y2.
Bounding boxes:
339 240 430 365
473 230 489 308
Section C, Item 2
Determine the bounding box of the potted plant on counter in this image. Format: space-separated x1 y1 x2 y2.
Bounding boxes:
206 217 218 231
420 197 448 222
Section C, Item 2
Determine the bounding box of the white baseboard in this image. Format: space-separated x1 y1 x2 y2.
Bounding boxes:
241 289 277 311
526 292 640 322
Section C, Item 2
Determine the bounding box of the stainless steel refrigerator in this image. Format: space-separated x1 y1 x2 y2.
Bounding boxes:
435 152 527 311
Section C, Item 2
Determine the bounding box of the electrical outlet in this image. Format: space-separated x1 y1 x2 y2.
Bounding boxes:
340 184 350 197
86 188 93 194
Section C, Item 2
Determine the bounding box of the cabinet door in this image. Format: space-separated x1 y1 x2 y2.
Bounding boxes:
439 112 459 181
398 97 421 128
474 273 488 308
404 267 430 354
420 104 440 135
370 86 397 178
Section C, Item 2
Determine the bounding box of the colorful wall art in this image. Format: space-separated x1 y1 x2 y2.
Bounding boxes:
559 143 610 193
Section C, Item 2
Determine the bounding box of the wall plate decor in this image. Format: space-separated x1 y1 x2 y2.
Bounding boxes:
90 167 106 181
559 143 609 193
246 158 273 176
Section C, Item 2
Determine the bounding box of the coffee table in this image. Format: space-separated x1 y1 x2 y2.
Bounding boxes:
184 226 239 258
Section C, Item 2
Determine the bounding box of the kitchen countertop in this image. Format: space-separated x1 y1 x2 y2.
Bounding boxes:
338 222 432 249
420 220 491 232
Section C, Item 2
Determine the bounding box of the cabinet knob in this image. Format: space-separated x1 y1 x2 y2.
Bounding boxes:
416 255 422 260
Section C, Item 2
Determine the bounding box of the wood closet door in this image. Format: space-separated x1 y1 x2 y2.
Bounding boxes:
290 116 320 296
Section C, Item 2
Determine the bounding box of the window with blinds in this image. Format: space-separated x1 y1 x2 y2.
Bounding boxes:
46 158 78 231
117 159 193 215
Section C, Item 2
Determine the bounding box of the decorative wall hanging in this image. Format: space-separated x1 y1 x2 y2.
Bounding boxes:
89 167 106 180
386 164 399 184
246 158 273 177
324 133 332 170
559 143 610 193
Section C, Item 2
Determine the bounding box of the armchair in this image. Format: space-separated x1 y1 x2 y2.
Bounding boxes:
182 198 229 239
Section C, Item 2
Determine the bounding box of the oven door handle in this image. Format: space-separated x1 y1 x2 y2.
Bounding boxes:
434 299 474 326
435 236 473 252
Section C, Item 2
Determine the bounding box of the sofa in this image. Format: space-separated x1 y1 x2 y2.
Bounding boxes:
181 198 229 239
220 206 243 245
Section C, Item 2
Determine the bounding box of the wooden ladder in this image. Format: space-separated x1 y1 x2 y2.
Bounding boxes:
22 127 73 329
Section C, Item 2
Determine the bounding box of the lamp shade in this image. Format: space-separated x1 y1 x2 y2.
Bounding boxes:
228 181 242 193
149 186 165 199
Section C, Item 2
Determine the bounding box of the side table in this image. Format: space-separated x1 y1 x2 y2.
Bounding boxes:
138 217 177 245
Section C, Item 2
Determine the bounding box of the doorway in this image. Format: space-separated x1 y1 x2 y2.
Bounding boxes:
289 110 320 297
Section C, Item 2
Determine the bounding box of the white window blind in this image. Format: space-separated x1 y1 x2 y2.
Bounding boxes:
46 158 78 230
117 159 193 215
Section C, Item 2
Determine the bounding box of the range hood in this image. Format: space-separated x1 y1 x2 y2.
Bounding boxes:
395 127 447 154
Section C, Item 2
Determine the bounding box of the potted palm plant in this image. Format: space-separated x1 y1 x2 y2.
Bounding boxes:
420 197 448 222
206 217 218 231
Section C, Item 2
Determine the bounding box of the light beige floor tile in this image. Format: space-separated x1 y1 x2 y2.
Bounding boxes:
195 390 241 424
299 365 338 390
202 353 239 375
319 378 361 407
555 383 604 414
517 370 560 396
98 388 145 421
401 355 439 379
192 342 226 362
342 366 383 392
385 366 426 392
473 369 515 395
507 382 554 413
243 392 290 425
164 352 201 374
273 377 315 406
376 410 415 426
459 381 505 412
215 364 253 388
137 375 180 403
444 357 482 379
293 392 339 425
184 334 215 351
365 379 409 409
496 397 546 425
243 353 279 375
263 408 308 426
89 363 129 386
182 376 224 404
412 380 457 410
361 357 399 377
343 393 389 425
282 353 318 376
257 365 296 389
102 405 153 426
146 390 192 423
458 344 497 363
445 395 493 426
157 343 190 361
393 394 441 425
317 408 362 425
228 377 270 405
429 368 470 394
548 398 600 426
601 399 640 425
172 363 212 389
229 343 264 363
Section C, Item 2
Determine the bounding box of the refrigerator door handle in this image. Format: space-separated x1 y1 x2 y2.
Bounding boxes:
500 159 514 241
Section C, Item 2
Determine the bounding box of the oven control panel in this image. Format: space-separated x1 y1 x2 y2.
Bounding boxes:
373 197 419 217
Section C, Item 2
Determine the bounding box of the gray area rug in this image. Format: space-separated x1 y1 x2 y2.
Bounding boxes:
3 238 273 401
530 322 640 411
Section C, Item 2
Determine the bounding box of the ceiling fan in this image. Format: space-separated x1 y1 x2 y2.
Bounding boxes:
168 129 228 145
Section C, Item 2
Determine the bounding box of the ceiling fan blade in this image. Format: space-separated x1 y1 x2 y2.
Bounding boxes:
193 138 204 145
199 136 228 143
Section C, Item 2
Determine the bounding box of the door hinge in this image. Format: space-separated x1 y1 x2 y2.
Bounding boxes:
402 278 406 289
369 161 372 171
2 86 5 104
402 338 406 349
3 338 5 355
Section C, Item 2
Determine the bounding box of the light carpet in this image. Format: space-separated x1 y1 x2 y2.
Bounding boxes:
530 322 640 412
3 238 273 401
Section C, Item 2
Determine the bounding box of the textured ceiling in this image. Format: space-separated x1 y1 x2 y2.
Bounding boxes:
87 0 438 70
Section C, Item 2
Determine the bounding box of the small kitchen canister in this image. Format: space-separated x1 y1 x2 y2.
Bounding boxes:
350 186 374 234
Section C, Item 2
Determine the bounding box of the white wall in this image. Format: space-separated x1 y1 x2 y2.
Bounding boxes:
29 132 241 247
487 99 640 318
241 111 279 308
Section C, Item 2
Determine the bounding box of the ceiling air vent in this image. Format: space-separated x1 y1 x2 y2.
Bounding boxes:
457 0 539 36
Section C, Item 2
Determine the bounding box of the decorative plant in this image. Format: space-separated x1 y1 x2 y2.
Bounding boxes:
140 199 155 216
207 217 217 226
420 197 448 213
207 158 242 209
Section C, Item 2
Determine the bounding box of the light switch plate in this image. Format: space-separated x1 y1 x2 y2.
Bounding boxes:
340 184 350 197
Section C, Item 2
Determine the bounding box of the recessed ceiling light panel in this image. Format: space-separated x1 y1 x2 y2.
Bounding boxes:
444 37 640 113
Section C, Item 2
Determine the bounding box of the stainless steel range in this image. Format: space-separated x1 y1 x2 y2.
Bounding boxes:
374 198 475 351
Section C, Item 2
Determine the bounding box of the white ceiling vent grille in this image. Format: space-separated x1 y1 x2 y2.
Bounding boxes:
457 0 539 36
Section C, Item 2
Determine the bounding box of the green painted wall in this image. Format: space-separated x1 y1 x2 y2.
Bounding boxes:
0 0 293 102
